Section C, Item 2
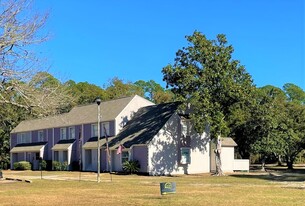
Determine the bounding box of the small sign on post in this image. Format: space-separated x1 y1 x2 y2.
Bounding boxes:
160 182 176 195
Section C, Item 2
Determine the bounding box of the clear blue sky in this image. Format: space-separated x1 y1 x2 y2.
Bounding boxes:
35 0 304 90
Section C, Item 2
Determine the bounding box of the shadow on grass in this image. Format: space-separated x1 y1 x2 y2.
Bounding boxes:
230 168 305 182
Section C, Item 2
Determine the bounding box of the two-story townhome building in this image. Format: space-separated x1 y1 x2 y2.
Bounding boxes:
10 95 154 170
10 95 249 174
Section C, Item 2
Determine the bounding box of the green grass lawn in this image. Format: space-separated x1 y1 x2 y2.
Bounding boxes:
1 170 305 206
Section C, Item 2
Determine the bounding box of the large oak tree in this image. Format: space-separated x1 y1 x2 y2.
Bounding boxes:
162 31 256 175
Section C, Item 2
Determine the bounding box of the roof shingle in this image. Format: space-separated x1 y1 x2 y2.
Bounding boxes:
11 96 136 133
109 102 180 149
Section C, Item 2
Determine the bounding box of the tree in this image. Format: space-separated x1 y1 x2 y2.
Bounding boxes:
65 80 107 105
162 31 255 175
0 103 29 169
283 83 305 104
134 80 174 103
105 77 143 99
250 85 305 169
0 0 72 116
0 0 73 168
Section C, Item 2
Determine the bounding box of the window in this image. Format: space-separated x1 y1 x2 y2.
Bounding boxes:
17 132 32 144
91 124 98 137
54 151 59 161
102 122 110 136
60 128 67 140
69 127 75 139
38 130 44 142
181 119 192 137
35 152 40 160
180 147 191 164
121 151 129 164
63 151 68 162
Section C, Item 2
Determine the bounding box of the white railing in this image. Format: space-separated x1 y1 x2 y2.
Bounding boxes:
233 159 249 171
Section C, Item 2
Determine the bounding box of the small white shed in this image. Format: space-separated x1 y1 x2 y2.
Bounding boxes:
210 137 248 173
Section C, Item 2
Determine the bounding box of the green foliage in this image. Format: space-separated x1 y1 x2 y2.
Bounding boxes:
283 83 305 104
13 161 31 170
65 80 108 105
0 161 8 170
40 160 47 170
248 85 305 168
105 77 143 100
52 161 68 171
122 160 140 174
134 80 174 103
162 31 255 138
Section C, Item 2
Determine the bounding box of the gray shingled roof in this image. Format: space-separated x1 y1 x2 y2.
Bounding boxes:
221 137 237 147
52 139 76 151
82 136 116 149
109 102 180 149
10 142 48 153
11 96 136 133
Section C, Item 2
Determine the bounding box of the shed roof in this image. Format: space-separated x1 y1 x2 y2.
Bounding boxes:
10 142 47 153
11 96 137 133
82 136 116 149
52 139 76 151
108 102 180 149
221 137 237 147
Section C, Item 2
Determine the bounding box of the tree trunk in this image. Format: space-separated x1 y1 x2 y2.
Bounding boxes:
286 155 294 170
214 137 224 176
287 160 294 169
277 154 283 166
261 156 266 171
215 150 224 176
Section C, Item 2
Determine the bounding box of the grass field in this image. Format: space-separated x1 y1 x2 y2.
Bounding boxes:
1 170 305 206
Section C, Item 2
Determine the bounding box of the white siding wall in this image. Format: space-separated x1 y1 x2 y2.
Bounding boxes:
112 150 121 171
115 95 154 135
188 132 210 174
220 147 235 172
148 114 210 175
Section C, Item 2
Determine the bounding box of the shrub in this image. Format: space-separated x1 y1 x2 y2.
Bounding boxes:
61 161 68 171
122 160 140 174
52 161 61 171
52 161 68 171
0 162 8 170
13 161 31 170
39 160 47 170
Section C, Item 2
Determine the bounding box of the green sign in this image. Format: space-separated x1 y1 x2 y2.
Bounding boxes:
160 182 176 195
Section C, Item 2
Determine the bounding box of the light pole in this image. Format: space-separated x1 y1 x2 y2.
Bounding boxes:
96 97 101 183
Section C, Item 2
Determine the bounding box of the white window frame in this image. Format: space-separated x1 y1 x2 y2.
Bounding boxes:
102 122 110 136
69 127 75 139
91 124 98 137
54 151 59 161
181 119 191 136
38 130 44 142
17 132 32 144
63 151 68 162
60 128 67 140
180 147 191 164
121 151 129 164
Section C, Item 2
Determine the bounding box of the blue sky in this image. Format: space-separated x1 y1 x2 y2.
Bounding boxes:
35 0 304 90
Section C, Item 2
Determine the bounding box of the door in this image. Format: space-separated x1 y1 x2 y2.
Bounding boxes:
85 150 92 170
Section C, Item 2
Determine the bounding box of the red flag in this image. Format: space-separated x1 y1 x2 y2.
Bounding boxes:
117 144 123 155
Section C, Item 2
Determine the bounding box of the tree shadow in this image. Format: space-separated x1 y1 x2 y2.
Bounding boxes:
150 113 209 175
230 170 305 182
